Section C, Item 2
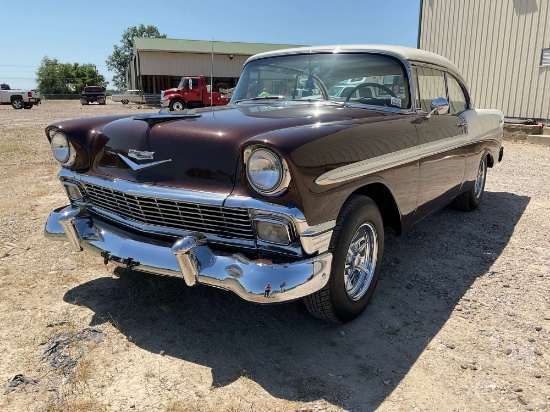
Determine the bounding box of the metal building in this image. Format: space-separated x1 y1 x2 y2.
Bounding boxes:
126 38 302 96
418 0 550 121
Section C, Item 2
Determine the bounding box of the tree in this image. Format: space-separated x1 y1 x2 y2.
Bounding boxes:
106 24 167 90
36 57 106 94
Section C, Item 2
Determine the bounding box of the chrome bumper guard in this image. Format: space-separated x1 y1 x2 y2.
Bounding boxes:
45 206 332 303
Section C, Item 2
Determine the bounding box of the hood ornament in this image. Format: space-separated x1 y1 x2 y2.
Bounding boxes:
118 152 172 172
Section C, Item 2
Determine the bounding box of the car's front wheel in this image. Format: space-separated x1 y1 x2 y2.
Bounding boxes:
169 99 186 111
304 195 384 323
122 99 129 105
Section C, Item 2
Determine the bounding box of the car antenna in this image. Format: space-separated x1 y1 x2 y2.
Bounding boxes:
210 39 214 109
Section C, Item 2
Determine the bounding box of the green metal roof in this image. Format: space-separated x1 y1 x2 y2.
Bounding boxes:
134 37 305 55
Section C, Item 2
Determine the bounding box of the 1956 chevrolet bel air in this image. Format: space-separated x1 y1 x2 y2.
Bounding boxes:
45 45 504 323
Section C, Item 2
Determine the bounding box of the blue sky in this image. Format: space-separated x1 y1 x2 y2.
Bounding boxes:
0 0 420 90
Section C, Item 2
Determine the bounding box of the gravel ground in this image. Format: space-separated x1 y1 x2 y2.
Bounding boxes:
0 101 548 412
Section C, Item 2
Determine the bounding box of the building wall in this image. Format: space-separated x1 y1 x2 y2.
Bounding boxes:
137 51 248 78
419 0 550 120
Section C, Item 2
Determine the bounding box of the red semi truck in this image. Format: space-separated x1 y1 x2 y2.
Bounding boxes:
160 76 231 110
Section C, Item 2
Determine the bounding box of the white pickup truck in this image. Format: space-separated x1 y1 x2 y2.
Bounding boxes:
0 83 41 109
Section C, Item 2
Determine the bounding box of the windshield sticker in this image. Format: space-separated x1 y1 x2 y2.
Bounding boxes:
391 97 402 107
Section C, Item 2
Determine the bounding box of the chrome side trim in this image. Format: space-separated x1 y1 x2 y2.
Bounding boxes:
315 134 503 186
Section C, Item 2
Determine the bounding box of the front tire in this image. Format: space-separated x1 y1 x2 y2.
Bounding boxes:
452 155 487 211
304 195 384 323
169 99 186 111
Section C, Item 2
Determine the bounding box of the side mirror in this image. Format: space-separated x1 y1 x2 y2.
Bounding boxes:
429 97 449 116
188 79 193 90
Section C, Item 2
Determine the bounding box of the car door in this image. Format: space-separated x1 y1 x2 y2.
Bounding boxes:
412 66 467 220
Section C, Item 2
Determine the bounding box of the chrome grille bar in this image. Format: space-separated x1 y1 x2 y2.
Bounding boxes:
82 183 255 240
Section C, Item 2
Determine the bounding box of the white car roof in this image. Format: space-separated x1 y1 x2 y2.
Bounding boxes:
246 45 462 78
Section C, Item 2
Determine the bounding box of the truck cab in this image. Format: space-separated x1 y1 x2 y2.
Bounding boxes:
161 76 231 111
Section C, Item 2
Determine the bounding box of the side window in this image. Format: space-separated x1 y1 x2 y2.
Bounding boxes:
415 67 446 113
446 74 468 114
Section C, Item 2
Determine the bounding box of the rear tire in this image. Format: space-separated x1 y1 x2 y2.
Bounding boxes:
23 103 33 109
11 98 23 109
452 155 487 212
304 195 384 323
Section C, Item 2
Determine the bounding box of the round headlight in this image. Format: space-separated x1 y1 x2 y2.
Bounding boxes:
246 148 290 196
50 132 75 166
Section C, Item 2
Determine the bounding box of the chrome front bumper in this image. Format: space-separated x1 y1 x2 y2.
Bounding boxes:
45 206 332 303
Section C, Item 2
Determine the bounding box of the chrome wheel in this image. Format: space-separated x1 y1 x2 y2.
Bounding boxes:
474 157 487 199
12 99 23 109
344 222 378 301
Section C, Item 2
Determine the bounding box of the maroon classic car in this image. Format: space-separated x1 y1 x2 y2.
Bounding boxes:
45 45 504 323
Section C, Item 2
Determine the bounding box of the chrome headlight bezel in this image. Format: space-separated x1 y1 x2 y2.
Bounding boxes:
244 146 291 196
49 131 76 167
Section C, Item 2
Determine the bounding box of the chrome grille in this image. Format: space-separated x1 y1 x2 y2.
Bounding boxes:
82 183 255 240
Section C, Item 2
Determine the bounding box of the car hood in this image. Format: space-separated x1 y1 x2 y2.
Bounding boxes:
87 103 391 194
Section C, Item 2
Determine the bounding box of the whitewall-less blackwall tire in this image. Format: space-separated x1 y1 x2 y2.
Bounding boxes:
452 155 487 212
304 195 384 323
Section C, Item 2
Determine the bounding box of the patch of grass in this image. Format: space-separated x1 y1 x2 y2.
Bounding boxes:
71 356 94 394
0 143 26 154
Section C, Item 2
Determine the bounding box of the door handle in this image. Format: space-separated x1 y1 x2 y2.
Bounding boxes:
456 122 467 127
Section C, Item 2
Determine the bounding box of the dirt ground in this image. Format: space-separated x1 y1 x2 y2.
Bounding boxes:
0 100 548 412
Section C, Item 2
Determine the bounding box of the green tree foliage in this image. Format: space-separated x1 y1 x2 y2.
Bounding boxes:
36 57 106 94
106 24 167 90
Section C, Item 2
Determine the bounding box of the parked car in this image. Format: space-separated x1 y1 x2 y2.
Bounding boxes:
44 45 504 323
111 90 145 105
80 86 106 105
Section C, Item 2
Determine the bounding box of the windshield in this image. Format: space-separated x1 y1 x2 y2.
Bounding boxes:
231 52 410 109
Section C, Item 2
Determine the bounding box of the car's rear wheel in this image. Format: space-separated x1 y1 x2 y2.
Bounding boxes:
23 103 33 109
11 98 23 109
304 195 384 323
122 99 129 105
452 155 487 211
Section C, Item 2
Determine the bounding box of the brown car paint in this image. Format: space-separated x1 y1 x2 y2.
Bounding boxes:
46 102 501 235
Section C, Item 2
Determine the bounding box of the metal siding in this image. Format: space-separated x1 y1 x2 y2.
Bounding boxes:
420 0 550 120
138 52 247 77
540 1 550 118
